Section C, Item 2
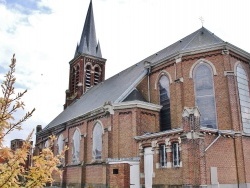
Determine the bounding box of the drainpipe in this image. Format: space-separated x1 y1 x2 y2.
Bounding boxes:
205 131 221 152
147 66 151 103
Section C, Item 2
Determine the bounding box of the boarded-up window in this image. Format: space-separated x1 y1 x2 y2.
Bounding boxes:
92 123 102 159
72 129 80 164
194 63 217 128
57 134 64 154
236 64 250 133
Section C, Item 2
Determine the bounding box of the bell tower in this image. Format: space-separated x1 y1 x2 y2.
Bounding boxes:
64 0 106 109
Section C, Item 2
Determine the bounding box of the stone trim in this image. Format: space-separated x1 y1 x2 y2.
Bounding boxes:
113 100 162 112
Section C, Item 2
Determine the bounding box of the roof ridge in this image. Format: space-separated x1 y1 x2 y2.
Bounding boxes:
182 28 202 50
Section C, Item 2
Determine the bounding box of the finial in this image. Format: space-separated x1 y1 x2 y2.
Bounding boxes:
199 17 204 27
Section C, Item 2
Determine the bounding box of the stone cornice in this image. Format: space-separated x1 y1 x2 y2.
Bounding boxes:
134 128 183 141
113 100 162 112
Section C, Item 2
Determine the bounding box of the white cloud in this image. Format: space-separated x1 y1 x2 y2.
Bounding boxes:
1 0 250 146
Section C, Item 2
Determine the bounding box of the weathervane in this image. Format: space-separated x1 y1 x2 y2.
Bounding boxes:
199 17 204 27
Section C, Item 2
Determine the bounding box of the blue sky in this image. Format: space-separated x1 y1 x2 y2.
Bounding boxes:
0 0 250 146
0 0 51 15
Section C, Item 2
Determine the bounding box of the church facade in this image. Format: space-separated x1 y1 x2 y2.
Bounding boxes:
35 1 250 188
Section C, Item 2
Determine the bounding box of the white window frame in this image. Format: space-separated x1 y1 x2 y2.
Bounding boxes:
159 144 167 167
172 142 180 167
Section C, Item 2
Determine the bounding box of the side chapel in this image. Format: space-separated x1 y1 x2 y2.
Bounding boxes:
35 1 250 187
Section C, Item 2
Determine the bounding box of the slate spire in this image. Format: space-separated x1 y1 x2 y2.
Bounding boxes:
75 0 102 58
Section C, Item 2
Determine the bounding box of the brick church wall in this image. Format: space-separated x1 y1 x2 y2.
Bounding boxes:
243 137 250 183
108 163 130 188
205 135 237 185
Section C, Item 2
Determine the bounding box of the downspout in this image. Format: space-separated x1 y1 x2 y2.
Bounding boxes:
205 131 221 152
174 62 177 80
147 66 151 103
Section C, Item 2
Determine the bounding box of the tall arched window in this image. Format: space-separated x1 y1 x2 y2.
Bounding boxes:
159 75 171 131
44 140 49 148
194 63 217 128
85 65 91 90
92 122 103 159
72 129 81 163
57 134 64 155
236 64 250 133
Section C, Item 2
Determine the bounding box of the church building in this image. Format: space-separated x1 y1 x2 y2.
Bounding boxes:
35 1 250 187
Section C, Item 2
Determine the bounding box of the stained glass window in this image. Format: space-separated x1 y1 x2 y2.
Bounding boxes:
194 63 217 128
236 64 250 133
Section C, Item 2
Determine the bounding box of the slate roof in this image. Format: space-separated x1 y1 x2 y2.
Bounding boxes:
74 0 102 58
41 27 250 133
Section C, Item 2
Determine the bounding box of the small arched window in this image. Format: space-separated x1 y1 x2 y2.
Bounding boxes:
57 134 64 155
72 129 81 163
94 67 100 85
85 65 91 90
236 64 250 133
92 122 103 159
194 63 217 129
159 75 171 131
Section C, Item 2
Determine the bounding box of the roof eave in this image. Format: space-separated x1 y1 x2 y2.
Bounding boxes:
152 42 250 68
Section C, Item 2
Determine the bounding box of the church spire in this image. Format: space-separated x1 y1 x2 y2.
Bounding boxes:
75 0 102 58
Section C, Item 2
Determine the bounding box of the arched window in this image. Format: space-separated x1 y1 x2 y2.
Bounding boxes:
72 129 81 163
85 65 91 90
44 140 49 148
94 67 100 85
159 75 171 131
194 63 217 128
236 64 250 133
92 122 103 159
57 134 64 155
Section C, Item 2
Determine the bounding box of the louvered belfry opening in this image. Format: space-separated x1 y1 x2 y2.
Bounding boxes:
94 67 100 85
75 66 79 92
85 65 91 90
71 68 76 95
